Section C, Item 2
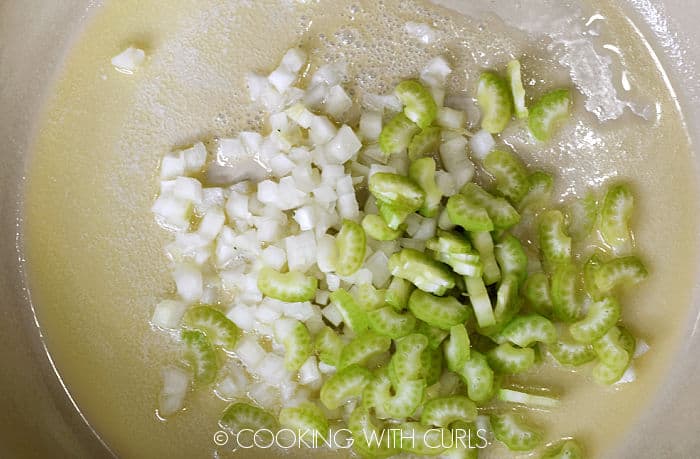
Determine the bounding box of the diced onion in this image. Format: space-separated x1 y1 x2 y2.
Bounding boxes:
151 300 188 329
158 367 190 417
470 129 496 160
111 46 146 74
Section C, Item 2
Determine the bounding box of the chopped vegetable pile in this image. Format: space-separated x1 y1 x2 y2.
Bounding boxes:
150 47 649 458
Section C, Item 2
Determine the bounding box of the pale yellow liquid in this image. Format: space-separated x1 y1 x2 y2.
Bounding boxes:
23 0 698 458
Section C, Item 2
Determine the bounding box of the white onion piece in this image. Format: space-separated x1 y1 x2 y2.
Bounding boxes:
268 67 297 93
299 356 322 388
325 125 362 164
286 103 315 129
160 152 186 180
325 85 353 119
173 263 203 303
111 46 145 74
316 234 338 273
634 339 650 359
318 361 337 375
364 251 391 288
325 274 341 292
182 143 207 174
420 56 452 88
321 303 344 327
311 185 337 208
158 367 190 418
197 207 225 241
315 289 330 306
248 383 279 409
429 86 446 107
359 111 382 141
216 369 250 401
236 335 267 367
280 48 307 73
437 107 466 129
311 62 347 87
362 93 402 113
470 130 496 160
335 176 355 196
337 193 360 221
151 195 191 231
256 299 283 324
615 365 637 385
440 136 475 189
228 305 257 332
268 154 295 178
284 302 315 322
309 115 338 145
151 300 188 329
368 164 397 178
256 353 290 384
196 187 226 215
292 205 316 231
285 231 317 272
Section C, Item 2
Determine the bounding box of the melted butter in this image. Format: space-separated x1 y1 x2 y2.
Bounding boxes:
23 0 698 458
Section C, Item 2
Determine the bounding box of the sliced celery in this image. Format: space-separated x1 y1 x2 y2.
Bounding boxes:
539 210 572 265
220 402 278 433
181 329 218 385
541 439 585 459
183 305 239 351
447 194 494 232
569 296 621 344
491 412 542 451
470 231 501 285
494 233 528 286
528 89 571 142
499 314 557 347
462 183 521 230
487 342 536 374
444 324 471 372
336 219 367 276
389 248 456 296
599 183 634 254
383 378 426 418
395 80 438 129
497 388 559 408
465 275 496 328
456 350 495 403
315 325 344 366
409 157 443 218
329 289 370 333
408 126 441 160
385 276 414 311
258 267 317 302
338 332 391 369
507 59 529 119
379 112 420 155
523 272 553 317
368 306 417 339
362 214 403 241
550 262 582 322
421 395 478 427
320 364 373 409
279 402 329 437
281 320 313 372
408 289 471 330
477 72 513 134
483 149 529 204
